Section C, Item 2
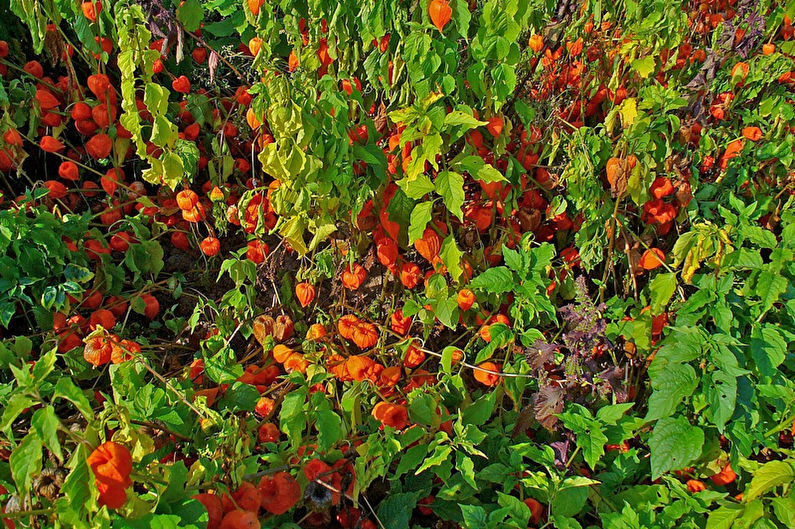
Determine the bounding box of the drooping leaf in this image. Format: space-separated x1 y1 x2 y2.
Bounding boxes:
31 405 62 461
435 171 465 221
649 273 677 314
316 409 342 452
408 201 434 245
439 235 464 282
10 433 42 495
750 326 787 377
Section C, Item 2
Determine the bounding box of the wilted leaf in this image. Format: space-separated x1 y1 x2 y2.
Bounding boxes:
533 384 565 431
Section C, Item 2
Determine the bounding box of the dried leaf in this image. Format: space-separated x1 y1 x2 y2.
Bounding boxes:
209 51 219 83
610 164 628 198
627 247 640 276
176 26 184 64
374 102 388 135
43 28 61 67
362 244 376 270
533 384 565 431
511 405 536 439
253 315 276 346
550 439 570 467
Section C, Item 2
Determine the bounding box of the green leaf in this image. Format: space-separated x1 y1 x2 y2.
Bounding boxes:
745 460 795 501
560 476 601 490
707 371 736 432
151 117 178 149
176 0 203 32
10 433 42 495
31 405 62 461
552 486 589 518
514 100 535 128
61 443 92 513
497 492 531 527
476 163 506 183
308 218 338 251
164 499 208 529
53 378 93 419
202 18 238 38
144 83 169 116
218 382 259 412
398 173 435 199
126 240 164 278
204 347 244 384
750 326 787 377
649 273 676 314
279 216 309 255
316 410 342 452
469 267 514 294
436 171 465 221
394 444 428 478
435 295 459 330
645 363 698 421
0 342 13 369
474 324 513 363
175 139 200 178
378 492 419 529
409 393 437 427
0 393 35 431
577 425 608 470
159 461 189 503
417 443 452 474
457 452 477 489
63 263 94 283
161 152 185 190
492 63 516 108
735 499 765 528
441 346 458 374
117 513 203 529
479 463 511 483
596 403 634 425
771 494 795 527
741 225 777 248
444 111 486 129
460 504 487 529
631 56 656 78
279 386 308 448
559 406 607 470
648 417 704 479
451 0 471 37
9 0 47 54
652 327 704 363
550 515 583 529
456 156 505 183
462 391 496 426
440 235 464 282
706 504 745 529
756 270 787 314
502 246 523 274
408 201 434 245
385 187 413 238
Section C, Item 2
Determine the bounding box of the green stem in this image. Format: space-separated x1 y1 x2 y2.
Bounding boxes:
0 508 54 520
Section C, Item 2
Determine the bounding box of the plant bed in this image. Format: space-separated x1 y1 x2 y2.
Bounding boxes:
0 1 794 529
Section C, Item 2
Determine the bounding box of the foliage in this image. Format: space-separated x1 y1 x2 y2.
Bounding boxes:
0 0 793 528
